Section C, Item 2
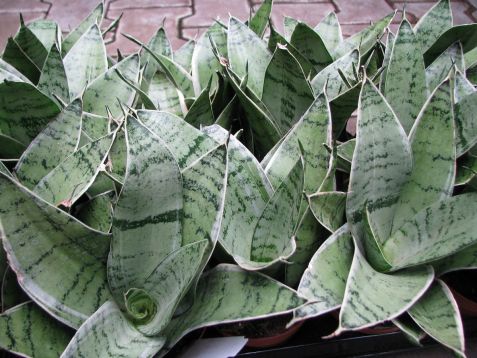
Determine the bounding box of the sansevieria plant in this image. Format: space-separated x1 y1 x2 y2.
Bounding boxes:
1 0 477 357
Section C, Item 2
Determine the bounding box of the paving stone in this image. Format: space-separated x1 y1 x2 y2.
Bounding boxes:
47 0 109 32
392 1 474 25
110 0 192 10
106 7 191 54
182 0 250 28
334 0 394 24
267 3 335 32
0 0 50 13
0 12 45 50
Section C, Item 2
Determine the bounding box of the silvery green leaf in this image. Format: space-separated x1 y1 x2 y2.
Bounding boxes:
0 302 73 358
141 27 172 82
184 80 214 127
108 128 126 183
15 98 82 189
33 132 115 206
262 47 314 133
249 0 272 38
13 20 48 69
392 80 455 232
228 16 272 98
63 24 107 99
414 0 453 53
37 44 70 104
108 116 182 303
61 301 165 358
292 225 353 324
147 72 183 116
283 16 299 41
2 36 40 83
0 172 111 328
393 316 427 346
455 91 477 156
27 19 60 51
309 191 346 232
315 12 343 51
408 280 465 357
453 68 475 103
264 93 331 193
433 243 477 275
379 31 395 93
347 79 411 245
329 81 361 137
81 112 109 141
337 138 355 163
174 40 195 73
62 1 104 54
0 58 30 83
77 191 114 233
83 53 140 117
384 18 426 133
425 42 464 93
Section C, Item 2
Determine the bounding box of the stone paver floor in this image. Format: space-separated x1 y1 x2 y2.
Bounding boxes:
0 0 476 54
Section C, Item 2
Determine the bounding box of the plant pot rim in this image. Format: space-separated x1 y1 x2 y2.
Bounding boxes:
245 321 304 348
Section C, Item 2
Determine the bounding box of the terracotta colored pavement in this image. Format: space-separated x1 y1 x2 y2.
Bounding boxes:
0 0 476 54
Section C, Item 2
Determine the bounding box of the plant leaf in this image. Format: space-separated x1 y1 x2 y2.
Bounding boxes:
379 31 395 92
174 40 195 73
62 1 104 54
27 19 60 51
0 57 30 82
426 42 464 92
0 134 27 160
309 191 346 232
15 98 82 189
455 91 477 156
347 79 411 245
384 18 426 133
415 0 453 53
147 72 183 116
184 81 214 127
283 16 299 41
77 191 114 233
14 21 48 69
337 138 355 163
249 0 272 38
454 68 475 103
292 225 353 324
337 239 433 332
228 16 272 98
290 22 333 72
433 242 477 275
408 280 465 356
264 93 331 193
63 24 107 99
393 316 427 346
0 172 111 328
384 193 477 270
81 112 109 141
0 302 73 358
262 47 314 133
392 80 454 232
83 54 140 117
33 132 114 206
0 80 61 153
61 301 165 358
141 27 172 82
329 81 361 137
315 12 343 52
2 37 40 83
37 44 69 104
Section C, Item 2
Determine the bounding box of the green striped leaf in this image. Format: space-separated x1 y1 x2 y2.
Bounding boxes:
184 80 214 127
455 91 477 156
141 27 172 82
292 226 353 324
329 81 361 137
174 40 195 73
0 172 111 328
0 57 30 83
14 20 48 69
315 12 343 52
108 117 182 303
63 24 107 99
379 31 395 92
264 93 331 193
392 80 454 232
383 193 477 270
334 12 394 58
414 0 452 53
62 1 104 54
228 16 272 98
262 47 314 133
0 81 61 153
283 17 299 41
15 98 82 190
1 267 28 312
426 42 464 93
455 153 477 186
87 171 116 197
309 191 346 232
61 301 165 358
2 37 40 83
0 302 73 358
33 132 114 206
0 134 26 159
138 110 217 169
163 264 306 351
81 112 109 141
408 281 465 356
433 243 477 275
83 54 140 117
337 240 433 332
108 128 126 183
147 72 183 116
77 191 114 233
249 0 272 38
27 20 60 51
347 79 411 245
384 18 426 133
337 138 355 163
290 22 333 72
311 49 360 99
191 22 227 95
245 158 304 270
393 316 427 346
37 44 69 104
454 68 475 103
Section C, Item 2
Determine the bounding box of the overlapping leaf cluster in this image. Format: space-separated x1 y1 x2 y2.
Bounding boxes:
0 0 477 357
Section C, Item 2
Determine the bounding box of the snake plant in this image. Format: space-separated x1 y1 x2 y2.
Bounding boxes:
1 0 477 357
